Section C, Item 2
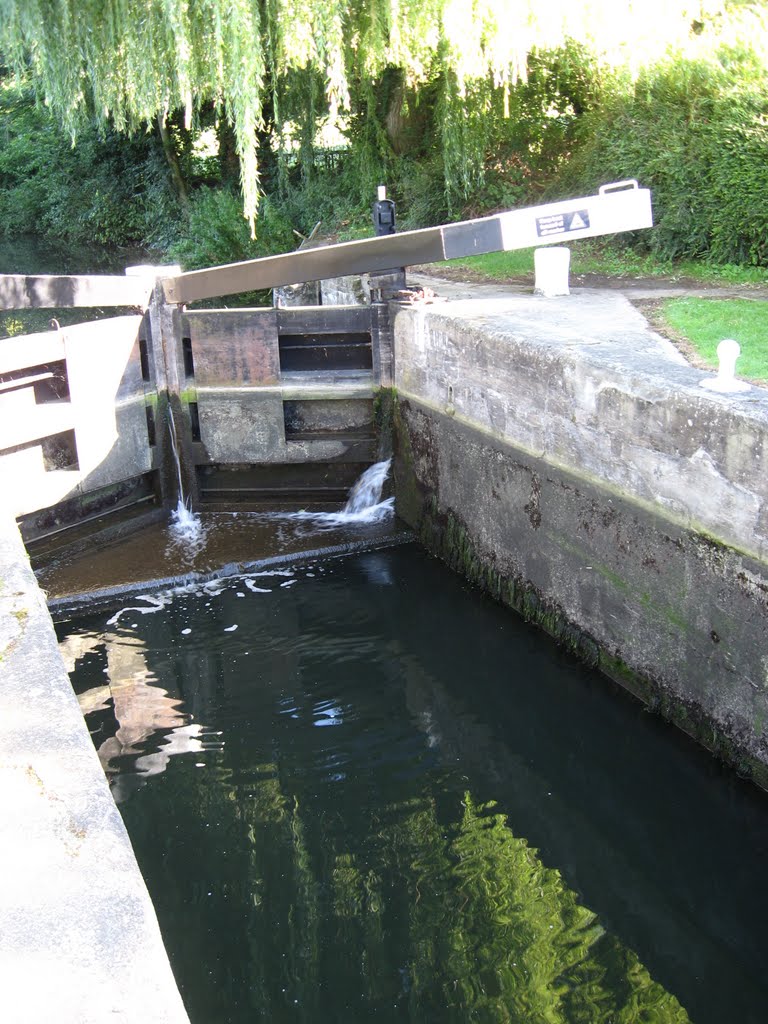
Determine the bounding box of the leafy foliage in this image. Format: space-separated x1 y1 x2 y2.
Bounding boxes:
167 188 293 269
0 79 180 247
553 39 768 265
0 0 730 234
2 2 768 272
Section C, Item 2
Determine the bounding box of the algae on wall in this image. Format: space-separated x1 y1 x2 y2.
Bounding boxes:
392 393 768 790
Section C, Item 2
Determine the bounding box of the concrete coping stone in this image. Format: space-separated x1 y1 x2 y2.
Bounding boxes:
396 276 768 562
0 512 190 1024
408 275 768 413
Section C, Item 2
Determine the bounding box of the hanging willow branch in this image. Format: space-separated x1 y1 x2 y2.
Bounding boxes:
0 0 725 235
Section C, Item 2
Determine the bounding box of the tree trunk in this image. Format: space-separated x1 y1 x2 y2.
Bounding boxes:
217 116 241 187
157 117 190 210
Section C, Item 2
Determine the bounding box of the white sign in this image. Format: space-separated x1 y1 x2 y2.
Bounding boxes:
500 181 652 251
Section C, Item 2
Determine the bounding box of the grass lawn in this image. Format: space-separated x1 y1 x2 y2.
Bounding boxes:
656 298 768 380
442 239 768 287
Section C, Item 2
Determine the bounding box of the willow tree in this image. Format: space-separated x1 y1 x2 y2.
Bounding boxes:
0 0 728 235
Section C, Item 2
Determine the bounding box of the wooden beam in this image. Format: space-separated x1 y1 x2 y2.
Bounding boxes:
161 182 653 305
0 331 66 374
0 274 154 310
163 226 448 305
277 306 373 335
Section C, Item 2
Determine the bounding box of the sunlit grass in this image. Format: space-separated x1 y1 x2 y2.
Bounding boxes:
442 240 768 286
657 297 768 380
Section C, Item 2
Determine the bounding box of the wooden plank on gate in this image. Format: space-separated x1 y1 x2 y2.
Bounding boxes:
0 274 153 310
183 309 280 387
277 306 372 336
0 331 66 374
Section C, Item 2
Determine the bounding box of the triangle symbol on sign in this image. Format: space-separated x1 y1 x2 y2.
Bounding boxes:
569 212 587 230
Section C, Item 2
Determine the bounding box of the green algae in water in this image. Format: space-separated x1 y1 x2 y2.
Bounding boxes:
58 547 768 1023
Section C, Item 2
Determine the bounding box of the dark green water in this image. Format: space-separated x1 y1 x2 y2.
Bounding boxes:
57 545 768 1023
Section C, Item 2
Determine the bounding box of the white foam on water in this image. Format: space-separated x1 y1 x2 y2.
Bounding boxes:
223 624 238 632
107 593 172 626
168 499 207 559
164 460 392 569
249 569 295 578
106 462 393 635
244 580 272 594
276 498 395 529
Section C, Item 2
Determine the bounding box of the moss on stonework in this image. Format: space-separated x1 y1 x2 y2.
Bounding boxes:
391 400 427 527
420 499 600 669
373 387 396 456
411 477 768 790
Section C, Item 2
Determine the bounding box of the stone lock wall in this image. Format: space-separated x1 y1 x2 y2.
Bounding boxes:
391 283 768 784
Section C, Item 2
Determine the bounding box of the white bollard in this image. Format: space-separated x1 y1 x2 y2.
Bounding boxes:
534 246 570 297
699 338 751 393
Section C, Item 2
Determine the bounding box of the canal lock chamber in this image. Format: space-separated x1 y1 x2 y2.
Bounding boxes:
5 271 768 1022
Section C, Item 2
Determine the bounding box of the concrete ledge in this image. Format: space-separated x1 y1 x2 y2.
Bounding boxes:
395 280 768 562
46 531 416 618
0 513 189 1023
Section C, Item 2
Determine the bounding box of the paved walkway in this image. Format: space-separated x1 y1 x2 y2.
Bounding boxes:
413 264 768 302
409 267 768 384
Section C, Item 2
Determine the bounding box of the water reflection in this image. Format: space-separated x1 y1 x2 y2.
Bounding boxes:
56 550 768 1024
59 623 208 801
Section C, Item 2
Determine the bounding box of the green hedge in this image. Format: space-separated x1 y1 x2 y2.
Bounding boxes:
0 81 180 248
554 54 768 266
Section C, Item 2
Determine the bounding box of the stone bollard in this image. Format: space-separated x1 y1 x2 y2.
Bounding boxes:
534 246 570 297
699 339 751 393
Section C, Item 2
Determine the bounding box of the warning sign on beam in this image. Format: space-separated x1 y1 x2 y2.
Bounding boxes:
536 210 591 238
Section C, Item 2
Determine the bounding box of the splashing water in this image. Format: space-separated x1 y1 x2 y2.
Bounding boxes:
272 459 395 529
343 459 392 515
168 499 207 558
167 409 206 557
168 457 393 559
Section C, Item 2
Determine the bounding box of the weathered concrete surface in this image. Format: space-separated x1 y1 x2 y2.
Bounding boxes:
392 278 768 782
283 398 374 434
395 279 768 562
1 316 152 519
0 513 189 1023
195 387 375 464
196 389 285 461
320 273 370 306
